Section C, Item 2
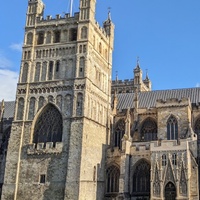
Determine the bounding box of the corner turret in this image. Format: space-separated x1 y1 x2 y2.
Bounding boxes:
26 0 44 26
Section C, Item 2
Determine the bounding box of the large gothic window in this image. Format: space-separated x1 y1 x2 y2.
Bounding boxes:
140 117 157 141
167 115 178 140
33 104 63 147
106 165 120 197
114 120 125 150
132 160 150 197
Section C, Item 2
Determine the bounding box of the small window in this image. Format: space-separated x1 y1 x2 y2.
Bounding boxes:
162 154 167 166
172 153 177 165
40 174 46 184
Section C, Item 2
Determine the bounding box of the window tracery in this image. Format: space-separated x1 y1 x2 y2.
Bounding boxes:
167 115 178 140
140 117 157 141
106 165 120 195
114 119 125 150
132 160 150 196
33 104 62 147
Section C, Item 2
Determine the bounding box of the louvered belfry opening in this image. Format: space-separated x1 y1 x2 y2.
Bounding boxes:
33 104 62 147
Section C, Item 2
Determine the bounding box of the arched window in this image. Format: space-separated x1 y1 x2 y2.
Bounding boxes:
140 117 157 141
46 32 51 44
79 57 85 77
37 32 44 45
28 97 36 120
132 160 150 197
41 62 47 81
34 62 41 82
33 104 62 147
26 32 33 45
64 94 72 116
167 115 178 140
17 98 24 120
21 63 28 83
162 154 167 166
106 165 120 196
38 96 45 111
81 26 88 39
54 30 61 43
76 93 83 116
48 61 54 80
114 120 125 150
69 28 77 41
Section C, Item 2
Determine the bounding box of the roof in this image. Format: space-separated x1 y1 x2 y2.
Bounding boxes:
0 101 15 119
117 87 200 110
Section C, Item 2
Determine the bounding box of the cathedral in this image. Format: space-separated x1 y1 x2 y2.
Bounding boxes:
0 0 200 199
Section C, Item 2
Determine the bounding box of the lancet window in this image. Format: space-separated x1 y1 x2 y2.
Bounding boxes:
54 30 61 43
76 93 83 116
21 63 29 83
106 165 120 195
167 115 178 140
37 32 44 45
162 154 167 166
81 26 88 39
33 104 62 147
140 117 157 141
17 98 24 120
28 97 36 120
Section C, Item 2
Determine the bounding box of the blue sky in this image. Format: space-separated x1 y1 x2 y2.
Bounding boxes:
1 0 200 100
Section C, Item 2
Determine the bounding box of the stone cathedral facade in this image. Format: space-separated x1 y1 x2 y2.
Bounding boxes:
1 0 200 200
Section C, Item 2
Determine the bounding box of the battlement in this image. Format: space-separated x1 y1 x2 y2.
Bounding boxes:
151 137 197 152
36 12 79 24
94 20 111 39
130 142 150 155
156 97 190 108
27 142 63 155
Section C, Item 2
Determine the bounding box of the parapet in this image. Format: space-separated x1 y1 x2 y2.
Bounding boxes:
27 142 63 155
36 12 79 25
130 142 150 155
156 97 190 108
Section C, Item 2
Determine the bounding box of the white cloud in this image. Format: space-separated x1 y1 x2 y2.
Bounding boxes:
9 42 23 52
196 83 200 87
0 69 18 101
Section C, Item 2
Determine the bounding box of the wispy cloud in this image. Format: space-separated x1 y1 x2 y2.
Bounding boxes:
0 69 18 101
0 52 12 69
9 42 23 52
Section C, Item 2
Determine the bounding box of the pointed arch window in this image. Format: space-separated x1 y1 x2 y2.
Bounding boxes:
114 119 125 150
132 160 150 197
106 165 120 196
28 97 36 120
21 63 28 83
33 104 62 147
17 98 24 120
167 115 178 140
81 26 88 39
140 117 157 141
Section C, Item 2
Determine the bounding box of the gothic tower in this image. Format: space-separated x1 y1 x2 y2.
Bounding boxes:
2 0 114 199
